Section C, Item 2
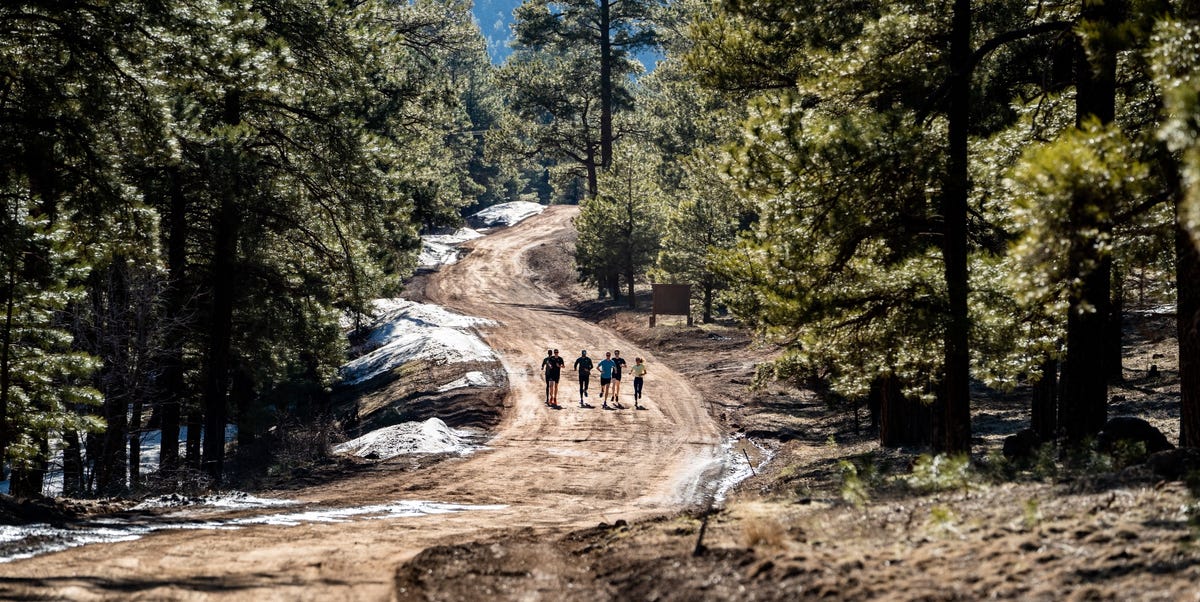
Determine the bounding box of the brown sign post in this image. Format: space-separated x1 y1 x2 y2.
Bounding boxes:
651 283 692 327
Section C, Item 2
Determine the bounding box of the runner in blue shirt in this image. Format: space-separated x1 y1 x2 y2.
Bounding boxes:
597 351 616 410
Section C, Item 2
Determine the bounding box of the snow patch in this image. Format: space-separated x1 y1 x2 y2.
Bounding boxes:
133 491 299 511
712 436 775 505
437 370 492 392
0 500 505 564
466 201 545 229
340 299 496 386
333 418 481 460
418 228 484 270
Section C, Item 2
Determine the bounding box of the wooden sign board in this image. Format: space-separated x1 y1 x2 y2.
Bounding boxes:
651 283 692 327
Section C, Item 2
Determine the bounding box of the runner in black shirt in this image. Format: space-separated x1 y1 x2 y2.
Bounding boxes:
573 350 593 407
610 350 628 408
541 349 561 407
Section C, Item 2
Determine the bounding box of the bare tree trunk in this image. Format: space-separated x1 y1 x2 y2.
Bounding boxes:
1031 357 1059 440
185 409 202 470
598 0 613 171
1060 1 1121 443
702 283 714 324
202 89 243 485
876 375 932 448
62 430 84 496
935 0 973 453
1106 267 1125 381
0 229 15 473
157 165 188 482
1178 223 1200 447
97 260 130 495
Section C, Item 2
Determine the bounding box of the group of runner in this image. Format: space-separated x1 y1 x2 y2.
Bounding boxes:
540 349 647 410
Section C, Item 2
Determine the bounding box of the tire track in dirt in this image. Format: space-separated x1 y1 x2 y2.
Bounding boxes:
0 205 724 601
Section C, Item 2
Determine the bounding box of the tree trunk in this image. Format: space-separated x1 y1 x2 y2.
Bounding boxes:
875 375 932 448
0 228 15 472
1060 0 1121 443
201 90 243 485
128 388 143 492
232 364 256 450
157 166 188 481
1106 272 1124 381
702 283 714 324
62 430 84 496
626 269 636 309
598 0 614 171
97 261 130 495
185 409 203 470
935 0 973 454
1060 259 1112 441
1031 357 1059 440
1178 223 1200 447
10 438 49 497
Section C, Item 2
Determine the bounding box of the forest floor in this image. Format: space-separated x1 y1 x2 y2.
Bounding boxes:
1 206 1198 600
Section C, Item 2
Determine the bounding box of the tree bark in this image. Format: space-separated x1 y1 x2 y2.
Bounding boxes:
157 166 188 481
702 283 714 324
1184 0 1200 447
598 0 613 171
1060 0 1121 443
1178 223 1200 447
97 260 130 495
202 89 243 485
1031 357 1059 440
62 430 84 496
1106 273 1124 381
935 0 973 454
0 221 15 473
875 375 932 448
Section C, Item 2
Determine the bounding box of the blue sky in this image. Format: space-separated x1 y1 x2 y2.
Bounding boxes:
471 0 519 63
470 0 663 69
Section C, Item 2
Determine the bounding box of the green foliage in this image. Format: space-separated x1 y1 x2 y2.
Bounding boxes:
0 0 494 492
929 505 956 529
1006 121 1151 314
838 459 871 508
652 150 743 320
1150 17 1200 243
0 195 104 470
906 454 974 494
1022 498 1042 530
574 143 667 304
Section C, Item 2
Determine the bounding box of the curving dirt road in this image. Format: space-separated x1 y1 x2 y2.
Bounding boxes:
0 205 725 600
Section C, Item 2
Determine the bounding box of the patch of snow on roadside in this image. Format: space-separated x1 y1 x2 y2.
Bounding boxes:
333 418 480 460
712 436 775 505
418 228 483 270
0 500 506 564
425 228 484 246
340 299 496 385
133 491 299 511
467 201 545 229
437 371 492 392
229 500 506 527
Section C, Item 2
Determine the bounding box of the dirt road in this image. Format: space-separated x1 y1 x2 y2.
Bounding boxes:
0 205 725 601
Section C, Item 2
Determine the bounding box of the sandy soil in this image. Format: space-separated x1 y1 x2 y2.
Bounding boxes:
0 206 724 600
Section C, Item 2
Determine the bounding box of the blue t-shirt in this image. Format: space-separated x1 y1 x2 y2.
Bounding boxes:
598 358 615 379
